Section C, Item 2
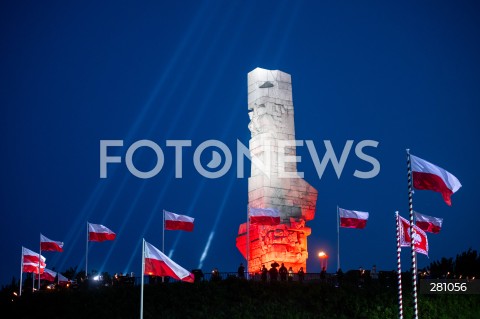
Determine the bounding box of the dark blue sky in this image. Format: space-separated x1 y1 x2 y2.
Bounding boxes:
1 1 479 286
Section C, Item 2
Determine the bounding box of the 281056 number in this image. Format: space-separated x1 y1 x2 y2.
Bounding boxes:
429 282 467 292
420 279 479 294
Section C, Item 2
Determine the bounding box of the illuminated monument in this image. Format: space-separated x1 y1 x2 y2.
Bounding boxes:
236 68 318 273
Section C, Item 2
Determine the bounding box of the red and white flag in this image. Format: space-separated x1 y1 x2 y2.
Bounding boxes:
415 211 443 234
88 223 116 242
36 268 56 282
143 241 194 283
249 207 281 225
22 247 46 274
411 154 461 206
398 215 429 256
164 211 194 232
40 234 64 252
58 273 69 285
339 208 369 229
23 263 45 274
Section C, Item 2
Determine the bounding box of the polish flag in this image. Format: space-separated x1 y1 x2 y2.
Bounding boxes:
339 208 369 229
415 211 443 234
23 263 45 274
40 234 64 252
58 273 69 285
249 207 281 225
23 247 46 266
88 223 116 242
164 211 194 232
36 268 57 282
411 154 462 206
398 215 429 256
22 247 46 274
143 241 194 283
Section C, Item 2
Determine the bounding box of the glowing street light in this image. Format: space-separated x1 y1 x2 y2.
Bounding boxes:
318 251 329 271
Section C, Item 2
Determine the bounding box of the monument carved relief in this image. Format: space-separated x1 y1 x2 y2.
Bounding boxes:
236 68 318 274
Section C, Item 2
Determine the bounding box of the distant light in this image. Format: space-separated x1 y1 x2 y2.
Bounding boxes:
93 275 102 281
318 251 328 258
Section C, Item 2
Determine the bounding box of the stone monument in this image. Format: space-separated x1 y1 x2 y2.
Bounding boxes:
236 68 318 274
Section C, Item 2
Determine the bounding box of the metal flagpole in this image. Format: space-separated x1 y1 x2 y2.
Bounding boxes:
395 211 404 319
162 210 165 254
19 247 23 296
337 205 340 272
86 222 89 279
246 206 250 280
162 210 165 283
38 234 41 291
407 149 419 319
140 238 145 319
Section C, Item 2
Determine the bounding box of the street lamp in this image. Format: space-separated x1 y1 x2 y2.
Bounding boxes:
318 251 328 271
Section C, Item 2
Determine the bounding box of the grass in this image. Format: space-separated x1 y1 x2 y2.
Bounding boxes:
3 278 480 319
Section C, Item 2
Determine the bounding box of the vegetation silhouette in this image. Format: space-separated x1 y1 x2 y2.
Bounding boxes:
1 249 479 318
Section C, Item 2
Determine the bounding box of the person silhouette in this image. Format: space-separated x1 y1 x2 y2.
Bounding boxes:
320 266 326 282
269 262 279 281
298 267 305 283
261 265 268 282
237 263 245 279
288 267 294 282
211 268 221 282
279 263 288 281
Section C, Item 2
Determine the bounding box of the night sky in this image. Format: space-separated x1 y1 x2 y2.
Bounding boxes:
1 1 479 287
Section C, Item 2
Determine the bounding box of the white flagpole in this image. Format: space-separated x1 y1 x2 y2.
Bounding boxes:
140 238 145 319
337 205 340 272
162 210 165 254
86 222 89 280
395 211 404 319
406 149 419 319
38 234 41 291
246 206 250 280
19 247 23 296
162 210 165 283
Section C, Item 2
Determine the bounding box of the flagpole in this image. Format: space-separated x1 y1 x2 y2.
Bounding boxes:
162 210 165 254
86 222 89 280
19 247 23 296
246 206 250 280
140 238 145 319
337 205 340 272
162 210 165 283
407 149 419 319
38 234 41 291
395 211 404 319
